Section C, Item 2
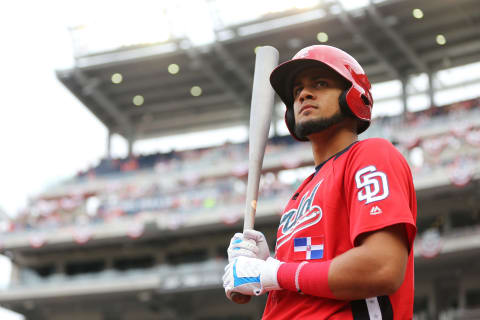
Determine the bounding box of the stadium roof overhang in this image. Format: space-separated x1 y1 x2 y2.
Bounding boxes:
56 0 480 142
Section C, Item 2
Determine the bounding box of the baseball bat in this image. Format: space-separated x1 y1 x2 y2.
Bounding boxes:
231 46 279 304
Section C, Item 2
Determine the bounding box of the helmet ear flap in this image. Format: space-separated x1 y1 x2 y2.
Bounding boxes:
285 107 308 142
338 88 369 134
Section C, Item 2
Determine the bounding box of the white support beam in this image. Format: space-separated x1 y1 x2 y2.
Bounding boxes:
333 1 400 79
428 72 436 107
212 43 252 89
73 69 133 135
401 76 408 117
181 41 250 110
366 2 429 74
106 130 112 159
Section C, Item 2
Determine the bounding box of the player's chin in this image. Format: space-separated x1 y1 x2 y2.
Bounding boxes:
296 111 318 121
295 117 315 130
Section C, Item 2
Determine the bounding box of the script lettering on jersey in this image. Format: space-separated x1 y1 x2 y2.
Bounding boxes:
355 165 389 204
277 180 323 249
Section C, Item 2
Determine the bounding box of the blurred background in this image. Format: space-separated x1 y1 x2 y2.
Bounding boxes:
0 0 479 319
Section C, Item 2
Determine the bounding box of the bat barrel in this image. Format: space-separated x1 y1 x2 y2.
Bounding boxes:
244 46 279 231
230 46 278 306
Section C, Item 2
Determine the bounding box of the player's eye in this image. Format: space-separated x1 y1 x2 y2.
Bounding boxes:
315 80 328 88
293 86 303 98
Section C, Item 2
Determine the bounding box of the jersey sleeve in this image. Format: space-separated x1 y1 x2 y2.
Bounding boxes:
344 139 417 249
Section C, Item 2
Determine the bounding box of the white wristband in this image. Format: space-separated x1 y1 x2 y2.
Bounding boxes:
295 261 308 294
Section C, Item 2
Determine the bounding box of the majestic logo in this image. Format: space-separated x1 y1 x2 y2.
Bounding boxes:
277 180 323 249
355 165 389 204
370 206 383 215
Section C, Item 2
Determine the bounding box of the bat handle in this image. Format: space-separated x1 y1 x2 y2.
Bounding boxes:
231 292 252 304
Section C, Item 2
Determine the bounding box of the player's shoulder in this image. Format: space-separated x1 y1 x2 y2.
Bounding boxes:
354 137 396 150
348 137 405 161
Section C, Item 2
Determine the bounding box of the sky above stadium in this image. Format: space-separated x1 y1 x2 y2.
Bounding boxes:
0 1 108 218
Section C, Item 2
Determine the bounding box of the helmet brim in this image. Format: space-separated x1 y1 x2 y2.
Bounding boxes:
270 59 344 109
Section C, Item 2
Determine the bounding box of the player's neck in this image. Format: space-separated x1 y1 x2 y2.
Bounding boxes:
309 120 358 166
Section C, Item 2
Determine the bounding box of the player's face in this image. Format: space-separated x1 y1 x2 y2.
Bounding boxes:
292 66 348 138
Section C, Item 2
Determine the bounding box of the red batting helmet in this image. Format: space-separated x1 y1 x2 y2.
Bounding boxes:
270 45 373 141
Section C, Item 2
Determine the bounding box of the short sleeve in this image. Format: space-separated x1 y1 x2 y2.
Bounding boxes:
344 139 417 249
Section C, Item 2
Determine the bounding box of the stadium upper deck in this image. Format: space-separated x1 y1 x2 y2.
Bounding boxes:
56 0 480 148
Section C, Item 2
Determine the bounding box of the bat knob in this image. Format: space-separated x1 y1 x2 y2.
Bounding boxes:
231 292 252 304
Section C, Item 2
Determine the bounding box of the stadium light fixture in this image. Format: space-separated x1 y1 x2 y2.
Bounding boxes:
436 34 447 45
190 86 202 97
317 32 328 43
111 73 123 84
133 95 145 106
412 8 424 19
168 64 180 75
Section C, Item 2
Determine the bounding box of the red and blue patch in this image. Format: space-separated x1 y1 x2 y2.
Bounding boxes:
293 236 324 260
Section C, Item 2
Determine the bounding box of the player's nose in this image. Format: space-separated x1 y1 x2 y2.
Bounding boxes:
299 87 316 103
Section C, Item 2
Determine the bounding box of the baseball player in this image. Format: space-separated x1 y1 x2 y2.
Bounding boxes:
223 45 417 319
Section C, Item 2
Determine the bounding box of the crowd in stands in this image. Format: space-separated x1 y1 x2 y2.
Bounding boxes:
76 96 480 180
5 173 297 234
2 97 480 235
76 135 297 179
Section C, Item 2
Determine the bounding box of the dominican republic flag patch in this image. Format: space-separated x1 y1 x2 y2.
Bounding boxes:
293 236 324 260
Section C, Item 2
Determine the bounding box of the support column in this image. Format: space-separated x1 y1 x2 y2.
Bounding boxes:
428 71 436 108
9 260 21 286
106 130 112 159
401 76 409 120
127 134 135 157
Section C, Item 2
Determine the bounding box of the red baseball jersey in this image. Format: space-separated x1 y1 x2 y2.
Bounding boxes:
263 138 417 320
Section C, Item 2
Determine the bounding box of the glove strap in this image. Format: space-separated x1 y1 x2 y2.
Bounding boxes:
258 257 282 294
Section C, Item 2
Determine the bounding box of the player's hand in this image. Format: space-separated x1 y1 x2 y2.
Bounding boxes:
243 229 270 260
227 230 270 262
227 233 258 262
223 256 282 299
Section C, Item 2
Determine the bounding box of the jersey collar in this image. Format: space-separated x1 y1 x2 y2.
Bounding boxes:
314 141 358 173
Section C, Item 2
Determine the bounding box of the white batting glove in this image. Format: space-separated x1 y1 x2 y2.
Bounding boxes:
243 229 270 261
227 230 270 263
227 233 258 263
223 256 282 299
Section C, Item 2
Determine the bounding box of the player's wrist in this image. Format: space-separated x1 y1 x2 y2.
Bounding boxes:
258 257 283 294
277 260 335 299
